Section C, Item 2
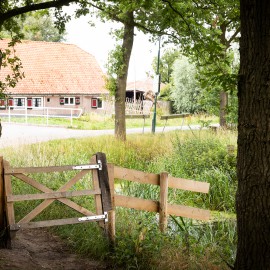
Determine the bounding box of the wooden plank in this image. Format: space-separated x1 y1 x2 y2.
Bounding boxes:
0 157 5 230
91 155 104 228
7 189 101 202
3 161 16 226
18 197 95 224
14 173 53 193
125 114 150 119
115 195 210 221
5 164 98 174
0 157 11 248
15 216 107 229
167 204 210 221
96 152 112 212
114 166 159 185
58 170 91 191
115 195 159 212
160 113 190 120
159 172 168 232
17 170 95 223
168 176 210 193
57 198 95 216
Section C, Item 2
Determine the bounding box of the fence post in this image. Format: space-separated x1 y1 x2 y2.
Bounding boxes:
107 163 116 246
8 107 10 123
0 157 5 246
25 105 28 124
0 158 11 248
46 108 49 126
70 109 73 126
91 155 104 229
159 172 169 232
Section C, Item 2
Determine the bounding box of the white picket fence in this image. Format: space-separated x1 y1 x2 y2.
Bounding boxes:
103 97 153 115
0 106 83 126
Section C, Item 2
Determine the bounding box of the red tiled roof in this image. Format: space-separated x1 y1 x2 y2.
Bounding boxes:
0 39 108 95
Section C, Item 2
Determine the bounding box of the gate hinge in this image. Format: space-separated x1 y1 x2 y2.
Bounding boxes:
73 160 102 171
78 212 108 222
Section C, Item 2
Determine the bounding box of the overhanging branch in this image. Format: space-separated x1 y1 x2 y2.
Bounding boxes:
0 0 79 24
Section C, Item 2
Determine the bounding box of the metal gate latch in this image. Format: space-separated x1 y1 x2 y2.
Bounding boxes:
73 160 102 171
78 212 108 222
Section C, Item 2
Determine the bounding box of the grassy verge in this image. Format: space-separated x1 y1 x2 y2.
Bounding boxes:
1 128 237 269
2 113 219 130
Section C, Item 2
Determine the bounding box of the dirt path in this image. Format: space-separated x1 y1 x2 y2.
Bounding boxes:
0 228 109 270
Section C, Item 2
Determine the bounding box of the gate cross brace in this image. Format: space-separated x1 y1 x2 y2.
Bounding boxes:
9 169 96 226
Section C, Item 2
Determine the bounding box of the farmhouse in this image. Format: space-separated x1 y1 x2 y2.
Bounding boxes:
0 39 109 114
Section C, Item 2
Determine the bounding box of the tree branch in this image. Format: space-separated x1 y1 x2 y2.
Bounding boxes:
228 26 241 45
85 1 181 42
0 0 79 24
161 0 194 37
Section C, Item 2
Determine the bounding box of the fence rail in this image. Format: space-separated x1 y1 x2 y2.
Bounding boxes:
0 154 210 249
112 165 210 231
0 106 83 126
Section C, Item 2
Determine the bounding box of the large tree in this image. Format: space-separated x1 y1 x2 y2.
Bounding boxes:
157 0 240 127
85 1 166 140
235 1 270 268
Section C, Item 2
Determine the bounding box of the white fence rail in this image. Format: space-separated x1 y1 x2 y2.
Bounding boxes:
0 107 83 126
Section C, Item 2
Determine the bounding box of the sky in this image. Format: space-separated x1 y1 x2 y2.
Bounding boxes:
64 7 159 82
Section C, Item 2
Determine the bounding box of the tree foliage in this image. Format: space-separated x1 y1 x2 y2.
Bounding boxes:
154 0 240 126
152 48 180 84
2 10 66 42
171 56 202 113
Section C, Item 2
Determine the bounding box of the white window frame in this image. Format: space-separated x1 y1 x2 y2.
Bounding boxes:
13 97 26 108
64 97 75 105
32 97 43 108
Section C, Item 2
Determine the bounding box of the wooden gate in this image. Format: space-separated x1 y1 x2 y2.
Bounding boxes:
0 152 114 249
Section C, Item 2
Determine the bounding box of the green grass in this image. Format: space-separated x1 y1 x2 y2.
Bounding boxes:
0 129 237 269
2 112 219 130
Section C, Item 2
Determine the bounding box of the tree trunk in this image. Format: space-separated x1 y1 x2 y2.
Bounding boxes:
219 91 228 127
219 23 228 127
235 1 270 269
114 12 134 141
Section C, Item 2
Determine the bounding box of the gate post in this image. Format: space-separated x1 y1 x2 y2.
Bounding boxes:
0 157 11 248
92 153 114 245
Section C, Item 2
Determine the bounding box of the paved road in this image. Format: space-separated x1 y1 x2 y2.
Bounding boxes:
0 122 201 148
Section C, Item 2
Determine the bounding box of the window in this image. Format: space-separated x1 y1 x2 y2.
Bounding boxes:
14 97 26 107
91 98 103 109
47 98 50 103
33 98 42 107
61 97 75 105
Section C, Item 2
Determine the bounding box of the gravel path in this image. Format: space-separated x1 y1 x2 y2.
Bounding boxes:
0 122 201 148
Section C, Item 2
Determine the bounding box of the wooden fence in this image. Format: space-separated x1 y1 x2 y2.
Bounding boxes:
0 153 210 249
111 165 210 232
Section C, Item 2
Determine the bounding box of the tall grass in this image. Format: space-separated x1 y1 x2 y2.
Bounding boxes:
0 129 237 269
